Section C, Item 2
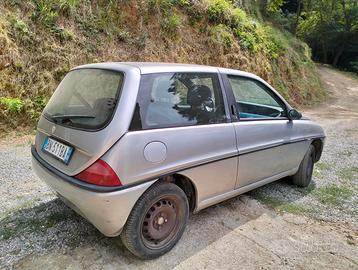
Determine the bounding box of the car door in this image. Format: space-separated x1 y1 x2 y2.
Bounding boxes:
222 73 303 188
112 71 238 204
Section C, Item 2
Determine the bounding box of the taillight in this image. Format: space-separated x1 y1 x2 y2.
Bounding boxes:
75 159 122 187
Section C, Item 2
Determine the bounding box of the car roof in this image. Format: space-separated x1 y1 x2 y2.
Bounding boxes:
72 62 289 107
73 62 258 79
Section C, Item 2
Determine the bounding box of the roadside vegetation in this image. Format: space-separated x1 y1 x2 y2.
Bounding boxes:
0 0 325 131
266 0 358 74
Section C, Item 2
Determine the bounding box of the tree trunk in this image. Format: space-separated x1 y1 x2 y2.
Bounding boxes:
322 42 328 64
333 44 345 67
293 0 302 36
260 0 268 15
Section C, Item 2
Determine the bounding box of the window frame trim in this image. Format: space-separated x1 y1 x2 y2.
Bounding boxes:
221 73 290 122
130 72 231 131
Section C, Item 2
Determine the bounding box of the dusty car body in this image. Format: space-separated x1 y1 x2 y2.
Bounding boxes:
32 62 325 258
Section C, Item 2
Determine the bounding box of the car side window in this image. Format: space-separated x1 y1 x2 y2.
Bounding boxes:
228 76 287 119
131 73 227 130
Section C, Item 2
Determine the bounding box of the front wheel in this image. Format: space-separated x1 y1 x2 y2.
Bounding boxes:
290 144 315 187
120 182 189 259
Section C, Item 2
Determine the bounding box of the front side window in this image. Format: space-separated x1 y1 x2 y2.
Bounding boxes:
44 69 123 130
132 73 227 129
228 76 286 119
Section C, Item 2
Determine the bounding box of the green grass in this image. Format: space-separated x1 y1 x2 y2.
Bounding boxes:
254 194 312 215
276 203 312 215
338 166 358 182
312 184 354 207
256 183 355 216
0 201 36 220
337 150 353 157
313 161 331 178
316 162 331 171
298 182 316 195
0 212 68 240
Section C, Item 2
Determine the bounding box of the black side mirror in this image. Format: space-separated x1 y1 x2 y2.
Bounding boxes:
288 109 302 120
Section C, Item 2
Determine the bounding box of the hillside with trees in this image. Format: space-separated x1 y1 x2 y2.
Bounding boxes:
0 0 327 130
267 0 358 74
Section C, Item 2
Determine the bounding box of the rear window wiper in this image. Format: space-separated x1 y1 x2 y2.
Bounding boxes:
51 114 95 119
50 114 95 123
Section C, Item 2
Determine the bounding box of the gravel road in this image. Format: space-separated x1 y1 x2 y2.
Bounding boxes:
0 66 357 269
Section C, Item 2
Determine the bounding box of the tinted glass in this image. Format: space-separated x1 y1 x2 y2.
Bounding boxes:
44 69 123 130
228 76 286 119
132 73 227 129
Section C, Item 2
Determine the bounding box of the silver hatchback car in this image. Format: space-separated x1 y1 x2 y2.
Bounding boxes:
32 62 325 258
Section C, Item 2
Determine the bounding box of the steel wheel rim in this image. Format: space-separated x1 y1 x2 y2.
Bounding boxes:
141 196 181 249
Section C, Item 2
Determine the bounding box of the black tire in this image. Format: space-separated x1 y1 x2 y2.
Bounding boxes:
120 182 189 259
290 144 315 187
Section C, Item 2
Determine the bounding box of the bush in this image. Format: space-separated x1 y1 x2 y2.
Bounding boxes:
269 11 297 32
31 0 79 33
59 29 74 41
264 27 289 58
0 97 24 114
207 0 231 23
230 8 247 28
31 0 59 29
162 14 182 36
183 1 206 25
210 24 234 51
349 61 358 75
7 15 32 44
8 16 30 36
235 29 258 51
57 0 79 15
202 1 286 58
175 0 191 7
25 96 47 121
0 96 47 127
148 0 174 14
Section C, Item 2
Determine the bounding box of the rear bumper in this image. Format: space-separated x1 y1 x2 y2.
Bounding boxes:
31 146 155 237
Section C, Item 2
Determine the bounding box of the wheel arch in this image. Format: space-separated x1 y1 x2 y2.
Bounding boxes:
156 174 197 212
311 138 324 162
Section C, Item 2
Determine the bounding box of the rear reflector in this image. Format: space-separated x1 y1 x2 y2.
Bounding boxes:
75 159 122 187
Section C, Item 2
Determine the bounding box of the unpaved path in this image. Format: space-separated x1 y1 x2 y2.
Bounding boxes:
0 66 357 270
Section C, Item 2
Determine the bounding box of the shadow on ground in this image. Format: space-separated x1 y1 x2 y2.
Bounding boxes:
0 180 316 270
249 178 317 207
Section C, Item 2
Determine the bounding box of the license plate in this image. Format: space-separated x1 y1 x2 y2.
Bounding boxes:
42 137 74 164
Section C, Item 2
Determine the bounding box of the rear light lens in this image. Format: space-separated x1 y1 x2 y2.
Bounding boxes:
75 159 122 187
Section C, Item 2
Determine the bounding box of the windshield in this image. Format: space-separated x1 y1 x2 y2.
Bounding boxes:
44 69 124 130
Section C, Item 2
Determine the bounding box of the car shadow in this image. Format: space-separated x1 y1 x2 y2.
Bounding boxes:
248 177 317 206
1 179 316 269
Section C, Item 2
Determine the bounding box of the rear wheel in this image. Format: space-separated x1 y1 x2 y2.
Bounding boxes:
120 182 189 259
290 144 315 187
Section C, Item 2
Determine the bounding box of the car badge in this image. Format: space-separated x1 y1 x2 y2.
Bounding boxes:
51 125 56 134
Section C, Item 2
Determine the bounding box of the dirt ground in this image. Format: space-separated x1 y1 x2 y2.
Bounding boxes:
0 66 357 270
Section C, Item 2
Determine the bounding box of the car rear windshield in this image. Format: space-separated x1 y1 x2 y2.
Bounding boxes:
43 68 124 130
